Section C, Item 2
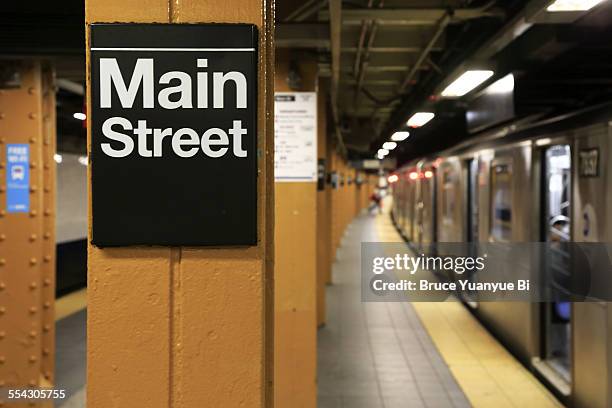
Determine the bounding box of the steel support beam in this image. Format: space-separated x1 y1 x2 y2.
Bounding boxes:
276 23 330 49
320 7 504 25
400 12 451 91
328 0 347 155
0 60 57 406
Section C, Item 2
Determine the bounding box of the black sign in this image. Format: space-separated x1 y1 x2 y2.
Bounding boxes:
90 24 258 246
579 148 599 178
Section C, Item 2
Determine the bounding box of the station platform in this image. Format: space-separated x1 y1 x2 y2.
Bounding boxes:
53 212 562 408
55 289 87 408
318 210 562 408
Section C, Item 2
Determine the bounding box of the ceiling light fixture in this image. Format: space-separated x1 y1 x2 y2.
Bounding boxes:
486 74 515 95
382 142 397 151
547 0 605 12
441 70 494 97
391 131 410 141
407 112 435 128
73 112 86 121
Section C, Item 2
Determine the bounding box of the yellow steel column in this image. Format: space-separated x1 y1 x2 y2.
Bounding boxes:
85 1 275 407
274 49 317 408
316 83 330 327
0 61 56 407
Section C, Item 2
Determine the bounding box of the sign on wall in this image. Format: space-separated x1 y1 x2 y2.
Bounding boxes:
5 144 30 213
90 24 258 246
579 148 599 177
274 92 317 182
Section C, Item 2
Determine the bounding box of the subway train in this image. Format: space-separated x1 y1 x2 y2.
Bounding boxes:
390 102 612 408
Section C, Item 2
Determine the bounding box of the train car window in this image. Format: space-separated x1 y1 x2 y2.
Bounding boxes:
490 163 512 242
467 159 479 242
441 167 455 228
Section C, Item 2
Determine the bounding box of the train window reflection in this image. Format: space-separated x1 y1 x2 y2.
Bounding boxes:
490 163 512 242
441 167 455 230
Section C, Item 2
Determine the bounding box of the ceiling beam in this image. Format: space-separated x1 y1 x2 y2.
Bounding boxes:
276 23 330 48
328 0 347 155
319 7 504 25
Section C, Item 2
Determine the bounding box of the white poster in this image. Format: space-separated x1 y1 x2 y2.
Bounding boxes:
274 92 317 182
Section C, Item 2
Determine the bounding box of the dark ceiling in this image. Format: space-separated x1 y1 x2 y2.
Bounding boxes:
2 0 612 162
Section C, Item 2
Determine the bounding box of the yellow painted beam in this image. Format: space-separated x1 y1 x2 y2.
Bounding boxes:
274 49 317 408
85 1 275 407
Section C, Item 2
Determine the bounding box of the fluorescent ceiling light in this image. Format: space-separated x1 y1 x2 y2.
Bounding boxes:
73 112 86 121
382 142 397 151
547 0 605 11
486 74 515 95
391 131 410 141
378 148 389 156
441 70 494 97
407 112 435 128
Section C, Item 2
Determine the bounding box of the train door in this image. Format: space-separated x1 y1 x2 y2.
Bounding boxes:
540 144 572 388
421 167 437 247
467 158 479 243
464 158 479 307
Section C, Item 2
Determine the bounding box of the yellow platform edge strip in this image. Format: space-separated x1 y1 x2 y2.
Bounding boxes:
374 214 562 408
55 288 87 321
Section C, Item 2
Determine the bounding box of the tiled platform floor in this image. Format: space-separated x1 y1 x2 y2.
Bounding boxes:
318 209 562 408
317 213 471 408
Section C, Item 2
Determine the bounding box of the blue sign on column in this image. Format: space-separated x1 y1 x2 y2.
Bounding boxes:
6 144 30 213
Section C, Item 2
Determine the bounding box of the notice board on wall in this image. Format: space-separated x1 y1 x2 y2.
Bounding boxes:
274 92 317 182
